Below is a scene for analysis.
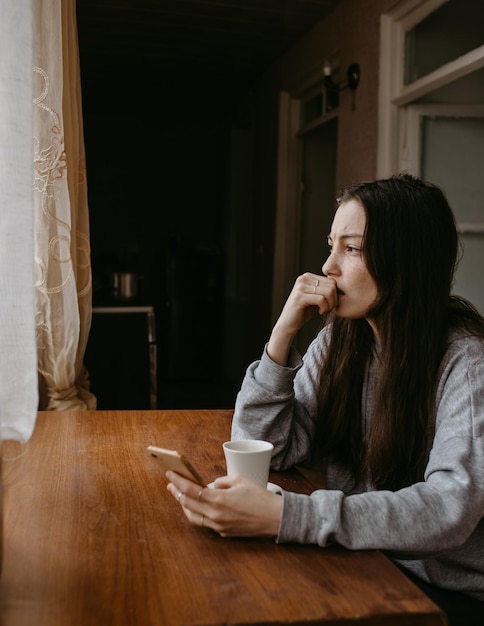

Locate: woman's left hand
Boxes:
[166,471,283,538]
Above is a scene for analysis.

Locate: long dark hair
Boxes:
[316,174,484,490]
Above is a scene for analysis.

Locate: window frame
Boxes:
[377,0,484,177]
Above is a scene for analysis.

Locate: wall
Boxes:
[263,0,401,183]
[238,0,400,367]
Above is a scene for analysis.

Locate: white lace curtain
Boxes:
[33,0,96,410]
[0,0,96,435]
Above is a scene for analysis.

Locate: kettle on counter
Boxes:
[112,272,142,301]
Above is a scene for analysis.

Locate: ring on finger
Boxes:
[200,514,205,527]
[197,488,204,502]
[177,491,184,502]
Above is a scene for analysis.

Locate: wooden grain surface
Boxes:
[0,410,446,625]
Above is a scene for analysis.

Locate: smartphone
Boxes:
[147,445,206,486]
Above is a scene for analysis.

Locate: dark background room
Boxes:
[76,0,342,410]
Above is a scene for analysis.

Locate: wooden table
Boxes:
[0,410,446,625]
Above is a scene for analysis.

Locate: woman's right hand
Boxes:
[267,272,338,365]
[167,472,283,538]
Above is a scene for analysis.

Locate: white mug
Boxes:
[223,439,274,487]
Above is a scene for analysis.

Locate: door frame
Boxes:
[272,91,303,324]
[273,84,338,324]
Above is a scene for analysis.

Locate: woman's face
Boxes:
[322,199,378,327]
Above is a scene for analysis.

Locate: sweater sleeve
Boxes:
[232,328,331,469]
[277,334,484,557]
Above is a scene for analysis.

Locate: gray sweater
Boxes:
[232,326,484,600]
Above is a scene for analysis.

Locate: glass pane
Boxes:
[421,116,484,222]
[405,0,484,84]
[453,235,484,313]
[303,92,323,125]
[420,115,484,312]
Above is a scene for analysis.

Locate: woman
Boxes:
[167,174,484,624]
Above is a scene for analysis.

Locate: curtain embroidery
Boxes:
[33,65,72,295]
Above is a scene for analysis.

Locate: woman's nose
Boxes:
[322,253,337,276]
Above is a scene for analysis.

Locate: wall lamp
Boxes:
[323,60,360,110]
